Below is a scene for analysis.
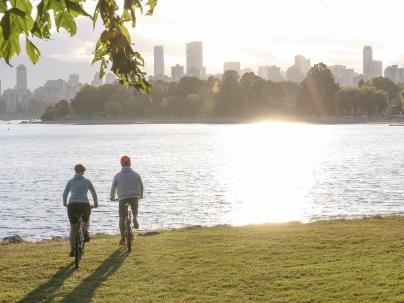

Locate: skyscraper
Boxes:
[154,46,165,77]
[171,64,185,82]
[16,64,27,90]
[363,46,373,80]
[186,41,204,78]
[363,46,382,80]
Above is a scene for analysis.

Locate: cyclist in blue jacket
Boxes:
[63,164,98,257]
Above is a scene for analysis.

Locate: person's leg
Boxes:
[119,217,125,243]
[131,198,139,229]
[82,204,91,242]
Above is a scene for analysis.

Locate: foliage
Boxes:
[296,63,339,116]
[0,217,403,302]
[40,99,72,120]
[335,86,388,115]
[0,0,158,91]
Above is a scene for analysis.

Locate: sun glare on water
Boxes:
[224,122,322,225]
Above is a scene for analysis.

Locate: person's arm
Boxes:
[63,181,70,207]
[138,175,144,199]
[110,175,118,201]
[89,181,98,208]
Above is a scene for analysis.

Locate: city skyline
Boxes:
[2,0,404,89]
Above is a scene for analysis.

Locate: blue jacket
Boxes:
[63,174,98,205]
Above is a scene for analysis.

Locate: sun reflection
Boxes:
[225,122,319,225]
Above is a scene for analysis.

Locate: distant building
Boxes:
[154,46,165,79]
[91,72,103,86]
[385,65,404,84]
[105,73,116,84]
[16,64,27,90]
[171,64,185,82]
[240,68,254,77]
[353,73,364,87]
[363,46,382,80]
[223,62,241,74]
[329,65,354,87]
[34,76,82,104]
[286,55,311,83]
[186,41,205,78]
[68,74,79,87]
[258,66,282,81]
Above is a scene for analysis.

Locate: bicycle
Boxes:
[73,214,85,269]
[122,202,134,253]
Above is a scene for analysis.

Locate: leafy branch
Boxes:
[0,0,158,92]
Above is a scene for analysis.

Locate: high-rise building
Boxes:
[68,74,79,87]
[91,72,103,86]
[329,65,354,87]
[223,62,241,74]
[363,46,382,80]
[186,41,204,78]
[385,65,404,83]
[154,46,165,78]
[105,73,116,84]
[363,46,373,80]
[16,64,27,90]
[171,64,185,82]
[286,55,311,83]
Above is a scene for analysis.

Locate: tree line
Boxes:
[41,63,404,121]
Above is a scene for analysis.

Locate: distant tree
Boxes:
[54,100,72,118]
[71,85,101,116]
[0,0,158,90]
[178,77,203,96]
[105,102,124,116]
[218,70,242,117]
[370,77,401,113]
[296,63,339,116]
[40,105,56,121]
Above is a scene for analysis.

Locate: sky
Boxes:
[2,0,404,90]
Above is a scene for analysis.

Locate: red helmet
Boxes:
[74,164,86,173]
[120,155,131,166]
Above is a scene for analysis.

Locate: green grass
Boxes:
[1,216,403,303]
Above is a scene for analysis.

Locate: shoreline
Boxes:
[9,114,404,125]
[2,214,402,244]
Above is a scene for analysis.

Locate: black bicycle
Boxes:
[74,214,85,268]
[122,202,134,253]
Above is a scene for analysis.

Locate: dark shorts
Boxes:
[67,203,91,224]
[119,198,138,217]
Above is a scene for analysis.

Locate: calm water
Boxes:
[0,121,403,240]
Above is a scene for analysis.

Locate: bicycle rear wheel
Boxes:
[75,227,82,268]
[126,217,132,253]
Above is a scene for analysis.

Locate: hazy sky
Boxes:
[2,0,404,89]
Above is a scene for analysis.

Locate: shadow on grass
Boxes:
[60,247,128,303]
[17,262,75,303]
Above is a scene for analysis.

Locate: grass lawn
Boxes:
[0,216,403,303]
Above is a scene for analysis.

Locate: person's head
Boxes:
[74,164,86,175]
[120,155,131,167]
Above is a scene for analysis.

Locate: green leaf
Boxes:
[0,32,21,64]
[0,0,7,13]
[11,0,32,14]
[0,11,11,40]
[66,0,91,18]
[118,24,131,43]
[146,0,157,15]
[48,0,66,12]
[25,37,40,64]
[55,11,77,35]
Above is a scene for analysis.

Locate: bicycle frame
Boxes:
[74,214,85,268]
